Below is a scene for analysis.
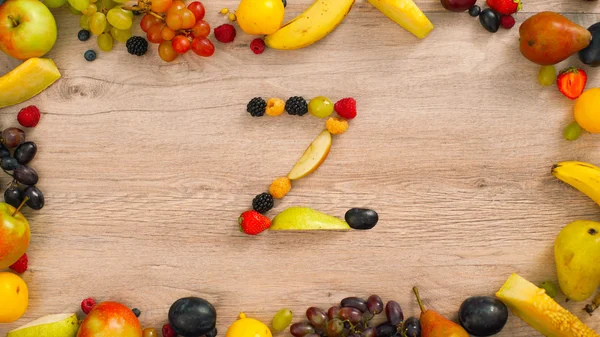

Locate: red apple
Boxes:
[0,202,30,270]
[77,302,142,337]
[0,0,57,60]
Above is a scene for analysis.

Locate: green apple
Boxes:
[271,207,351,230]
[0,0,57,60]
[0,202,30,269]
[7,313,79,337]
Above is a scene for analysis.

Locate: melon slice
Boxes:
[367,0,434,39]
[0,58,61,108]
[496,273,599,337]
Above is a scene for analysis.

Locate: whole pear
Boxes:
[555,220,600,301]
[413,287,469,337]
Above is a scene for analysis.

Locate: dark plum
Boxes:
[385,300,404,326]
[4,185,23,208]
[168,297,217,337]
[375,322,397,337]
[579,22,600,67]
[290,322,316,337]
[14,142,37,164]
[479,9,500,33]
[341,297,368,312]
[440,0,476,12]
[14,165,38,185]
[458,296,508,336]
[24,186,44,210]
[403,317,421,337]
[1,157,19,171]
[345,208,378,230]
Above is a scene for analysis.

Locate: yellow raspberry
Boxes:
[266,98,285,116]
[326,117,349,135]
[220,8,229,14]
[269,177,292,199]
[228,13,237,21]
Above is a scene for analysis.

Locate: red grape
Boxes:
[151,0,172,13]
[180,9,196,29]
[159,41,178,61]
[140,14,162,32]
[161,26,176,40]
[147,24,165,44]
[191,36,214,57]
[191,20,210,38]
[172,35,191,54]
[187,1,205,21]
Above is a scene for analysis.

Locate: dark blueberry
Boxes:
[479,8,500,33]
[0,145,10,158]
[468,5,481,17]
[78,29,91,41]
[1,157,19,171]
[132,308,141,317]
[84,50,97,62]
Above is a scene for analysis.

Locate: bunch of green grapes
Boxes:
[76,0,133,52]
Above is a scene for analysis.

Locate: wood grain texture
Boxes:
[1,1,600,335]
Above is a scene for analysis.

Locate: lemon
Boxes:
[236,0,284,35]
[226,313,272,337]
[574,88,600,133]
[0,272,29,323]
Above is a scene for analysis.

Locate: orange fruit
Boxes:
[574,88,600,133]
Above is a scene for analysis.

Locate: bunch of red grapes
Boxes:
[139,0,214,62]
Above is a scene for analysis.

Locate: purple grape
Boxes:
[362,327,376,337]
[403,317,421,337]
[339,307,362,324]
[290,322,316,337]
[385,301,404,326]
[341,297,368,312]
[367,295,383,314]
[327,306,340,320]
[376,322,398,337]
[306,307,327,329]
[326,319,343,337]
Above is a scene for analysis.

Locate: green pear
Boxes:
[7,313,79,337]
[270,207,350,230]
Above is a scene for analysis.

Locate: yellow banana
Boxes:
[264,0,355,50]
[367,0,433,39]
[0,58,61,108]
[552,161,600,207]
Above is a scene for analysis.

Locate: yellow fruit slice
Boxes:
[367,0,433,39]
[496,273,600,337]
[271,207,351,230]
[574,88,600,133]
[0,58,61,109]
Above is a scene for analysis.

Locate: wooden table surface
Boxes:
[1,0,600,335]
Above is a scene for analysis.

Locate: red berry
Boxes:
[334,98,357,119]
[9,253,28,273]
[238,210,271,235]
[250,38,265,54]
[214,24,236,43]
[500,15,515,29]
[81,298,97,315]
[162,323,177,337]
[17,106,41,128]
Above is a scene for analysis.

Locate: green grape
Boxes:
[308,96,334,118]
[89,12,107,35]
[43,0,68,9]
[539,281,559,298]
[538,65,556,87]
[107,7,132,30]
[110,26,131,43]
[97,33,114,52]
[68,0,89,11]
[81,3,97,15]
[564,122,582,141]
[271,309,293,332]
[80,14,90,30]
[67,2,81,14]
[104,22,112,33]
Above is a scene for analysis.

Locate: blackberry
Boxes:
[252,192,274,213]
[246,97,267,117]
[84,50,96,62]
[126,36,148,56]
[132,308,141,317]
[78,29,90,41]
[285,96,308,116]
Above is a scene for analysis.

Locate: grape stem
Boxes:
[413,287,426,314]
[12,196,29,216]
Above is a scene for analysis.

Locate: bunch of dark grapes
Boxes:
[290,295,421,337]
[0,128,44,211]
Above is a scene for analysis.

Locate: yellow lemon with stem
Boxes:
[0,272,28,323]
[574,88,600,133]
[226,312,272,337]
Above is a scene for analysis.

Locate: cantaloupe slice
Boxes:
[0,58,61,108]
[367,0,434,39]
[496,273,599,337]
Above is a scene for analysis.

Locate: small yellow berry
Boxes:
[228,13,237,21]
[220,8,228,14]
[326,117,349,135]
[266,98,285,116]
[269,177,292,199]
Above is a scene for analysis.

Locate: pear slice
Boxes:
[271,207,350,230]
[287,130,332,181]
[7,313,79,337]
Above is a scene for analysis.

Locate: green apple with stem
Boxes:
[0,197,30,269]
[0,0,57,60]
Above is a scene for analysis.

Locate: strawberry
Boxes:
[239,210,271,235]
[557,67,587,100]
[486,0,521,15]
[9,253,28,273]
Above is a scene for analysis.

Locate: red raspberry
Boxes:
[334,98,357,119]
[214,24,236,43]
[500,15,516,29]
[162,323,177,337]
[250,38,265,54]
[17,105,41,128]
[81,298,97,315]
[9,253,28,273]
